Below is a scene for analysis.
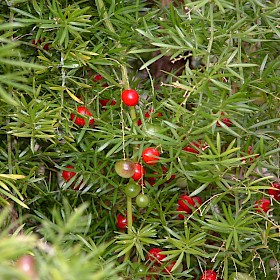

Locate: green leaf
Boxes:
[0,85,20,106]
[0,189,29,209]
[139,51,166,70]
[249,118,280,129]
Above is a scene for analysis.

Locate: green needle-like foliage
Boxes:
[0,0,279,279]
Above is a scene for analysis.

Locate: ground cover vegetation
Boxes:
[0,0,279,279]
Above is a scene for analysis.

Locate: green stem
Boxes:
[235,0,244,83]
[7,131,13,174]
[97,0,134,262]
[124,196,133,262]
[7,6,14,173]
[130,107,137,121]
[96,0,129,89]
[126,196,133,233]
[96,0,115,33]
[121,64,129,90]
[206,3,214,71]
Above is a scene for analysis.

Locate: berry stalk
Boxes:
[97,0,134,260]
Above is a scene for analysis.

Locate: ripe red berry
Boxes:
[147,173,157,186]
[144,108,163,119]
[244,145,259,162]
[254,198,271,213]
[183,141,209,154]
[248,145,253,154]
[193,196,203,208]
[178,195,195,214]
[147,248,165,264]
[70,106,94,126]
[176,205,186,219]
[100,99,117,107]
[72,181,83,191]
[163,261,176,274]
[219,117,232,127]
[137,118,142,126]
[161,165,176,182]
[268,182,280,200]
[93,74,103,82]
[32,38,49,50]
[137,109,162,126]
[200,270,217,280]
[32,39,39,45]
[142,147,160,165]
[217,112,232,127]
[62,165,76,182]
[121,89,139,106]
[216,112,232,127]
[116,213,134,229]
[144,111,151,118]
[132,163,146,181]
[183,145,199,154]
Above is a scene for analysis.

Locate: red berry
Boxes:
[43,43,49,50]
[183,140,208,154]
[100,99,117,107]
[200,270,217,280]
[246,145,259,162]
[183,145,199,154]
[268,182,280,200]
[222,118,232,127]
[137,109,162,126]
[217,112,232,127]
[70,106,94,126]
[72,181,83,191]
[116,213,134,229]
[163,261,176,274]
[147,173,157,186]
[254,198,271,213]
[137,118,142,126]
[161,165,176,182]
[145,108,163,118]
[93,74,108,87]
[248,145,253,154]
[178,195,195,214]
[62,165,76,182]
[132,163,146,181]
[32,38,49,50]
[217,117,232,127]
[216,112,232,127]
[93,74,103,82]
[144,111,151,118]
[176,205,186,219]
[147,248,165,264]
[121,89,139,106]
[142,147,160,165]
[193,196,203,207]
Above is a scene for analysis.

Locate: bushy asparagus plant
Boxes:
[0,0,279,279]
